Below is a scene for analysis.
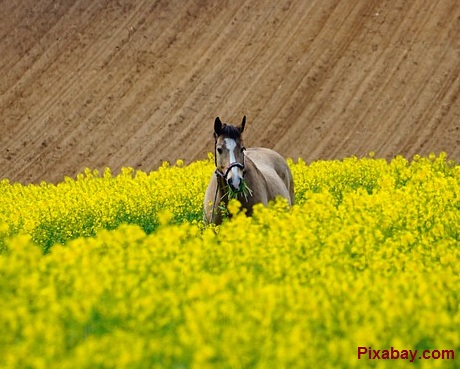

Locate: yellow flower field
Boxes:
[0,153,459,368]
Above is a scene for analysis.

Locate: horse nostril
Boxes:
[228,177,242,192]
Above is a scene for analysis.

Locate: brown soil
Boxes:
[1,0,459,184]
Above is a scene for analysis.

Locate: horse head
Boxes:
[214,116,246,192]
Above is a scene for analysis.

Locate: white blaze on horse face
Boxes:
[224,138,242,190]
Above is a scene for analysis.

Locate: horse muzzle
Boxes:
[216,162,245,192]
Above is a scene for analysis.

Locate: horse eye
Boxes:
[217,147,223,154]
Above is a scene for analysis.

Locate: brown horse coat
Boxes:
[204,117,294,224]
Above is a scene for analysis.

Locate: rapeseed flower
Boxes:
[0,153,458,368]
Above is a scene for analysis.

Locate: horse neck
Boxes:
[244,154,266,182]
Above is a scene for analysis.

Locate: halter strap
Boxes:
[215,162,245,179]
[209,161,245,224]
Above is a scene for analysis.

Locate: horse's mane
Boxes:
[217,124,242,140]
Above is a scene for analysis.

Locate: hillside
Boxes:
[1,0,459,183]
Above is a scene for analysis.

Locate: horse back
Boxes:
[245,148,295,205]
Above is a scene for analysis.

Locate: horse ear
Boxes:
[214,117,222,137]
[239,116,246,134]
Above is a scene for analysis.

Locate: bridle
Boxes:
[215,161,246,181]
[208,144,246,224]
[214,141,246,183]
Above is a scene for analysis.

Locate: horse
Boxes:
[203,116,295,224]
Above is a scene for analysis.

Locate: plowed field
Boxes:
[1,0,459,183]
